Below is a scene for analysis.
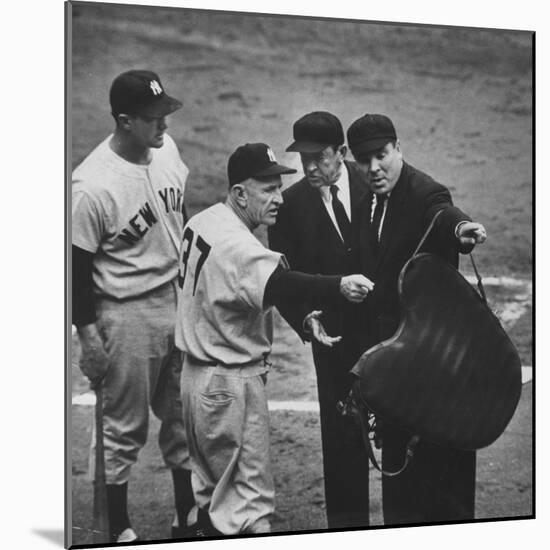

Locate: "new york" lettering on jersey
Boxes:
[158,186,185,216]
[117,186,185,245]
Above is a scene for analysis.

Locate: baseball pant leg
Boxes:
[222,370,273,534]
[151,344,189,469]
[181,359,274,535]
[180,359,209,512]
[95,301,151,484]
[95,284,187,484]
[149,284,189,471]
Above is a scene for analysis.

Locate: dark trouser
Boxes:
[313,342,370,530]
[381,422,476,525]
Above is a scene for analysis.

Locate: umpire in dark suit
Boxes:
[268,112,372,529]
[347,113,487,525]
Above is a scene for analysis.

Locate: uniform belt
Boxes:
[96,278,177,303]
[186,352,272,372]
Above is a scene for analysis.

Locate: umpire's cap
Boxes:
[228,143,296,186]
[286,111,345,153]
[347,114,397,156]
[110,70,182,118]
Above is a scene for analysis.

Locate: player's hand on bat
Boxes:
[78,324,109,390]
[340,274,374,303]
[457,222,487,246]
[304,310,342,348]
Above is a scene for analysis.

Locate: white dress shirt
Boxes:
[370,193,390,242]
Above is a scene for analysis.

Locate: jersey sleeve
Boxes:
[72,186,107,253]
[234,240,283,311]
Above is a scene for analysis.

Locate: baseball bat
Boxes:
[92,383,110,544]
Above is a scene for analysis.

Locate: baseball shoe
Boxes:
[171,506,198,539]
[171,524,197,538]
[171,507,222,538]
[193,508,223,537]
[112,527,139,543]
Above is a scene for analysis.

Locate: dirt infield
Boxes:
[70,3,532,278]
[70,382,532,542]
[68,2,532,547]
[70,283,533,545]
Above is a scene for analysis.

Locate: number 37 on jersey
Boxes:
[177,226,211,295]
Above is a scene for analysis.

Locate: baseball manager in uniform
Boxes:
[72,70,195,543]
[175,143,373,536]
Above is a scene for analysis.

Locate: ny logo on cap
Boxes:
[266,147,277,163]
[150,80,163,96]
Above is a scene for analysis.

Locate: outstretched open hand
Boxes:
[304,310,342,348]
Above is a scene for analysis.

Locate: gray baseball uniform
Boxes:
[175,202,282,534]
[72,132,190,484]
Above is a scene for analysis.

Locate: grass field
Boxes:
[68,2,533,547]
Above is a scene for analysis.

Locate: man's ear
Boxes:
[338,145,347,159]
[230,183,248,207]
[116,113,132,130]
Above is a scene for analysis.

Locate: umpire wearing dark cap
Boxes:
[348,113,487,526]
[268,112,372,529]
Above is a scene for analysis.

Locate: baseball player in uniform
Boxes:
[175,143,374,536]
[72,70,195,543]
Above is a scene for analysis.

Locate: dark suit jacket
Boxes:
[354,161,477,524]
[269,161,372,528]
[354,161,472,348]
[268,160,367,346]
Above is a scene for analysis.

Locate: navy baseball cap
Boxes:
[286,111,345,153]
[109,70,182,118]
[347,114,397,156]
[228,143,297,186]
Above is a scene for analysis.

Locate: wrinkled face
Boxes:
[128,114,168,149]
[299,145,345,188]
[355,141,403,195]
[242,175,284,226]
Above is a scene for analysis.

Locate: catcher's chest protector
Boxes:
[351,251,522,452]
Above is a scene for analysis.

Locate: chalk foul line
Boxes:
[70,392,322,411]
[72,366,532,410]
[464,275,530,288]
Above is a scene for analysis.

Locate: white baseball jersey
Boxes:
[175,203,283,365]
[72,133,189,299]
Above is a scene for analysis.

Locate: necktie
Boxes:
[329,185,350,246]
[371,195,388,250]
